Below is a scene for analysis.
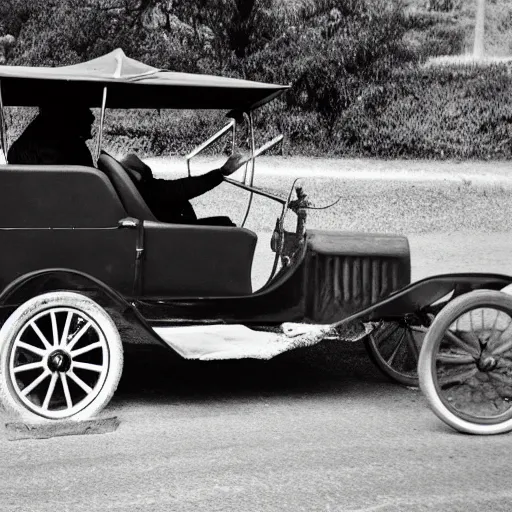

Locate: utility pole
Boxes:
[473,0,485,59]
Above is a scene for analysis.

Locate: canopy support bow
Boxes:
[95,86,108,163]
[0,80,7,163]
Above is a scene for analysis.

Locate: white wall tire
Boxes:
[0,292,123,422]
[419,290,512,435]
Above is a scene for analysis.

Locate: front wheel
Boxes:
[0,291,123,422]
[419,290,512,435]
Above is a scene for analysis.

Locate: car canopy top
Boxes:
[0,49,288,110]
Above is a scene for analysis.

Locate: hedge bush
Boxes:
[82,63,511,161]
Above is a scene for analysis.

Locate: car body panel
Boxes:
[142,221,257,298]
[304,230,411,322]
[0,163,258,300]
[136,229,413,326]
[0,228,137,295]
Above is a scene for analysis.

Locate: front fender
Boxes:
[338,272,512,326]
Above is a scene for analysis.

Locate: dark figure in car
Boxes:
[119,152,247,225]
[8,105,247,226]
[8,105,95,167]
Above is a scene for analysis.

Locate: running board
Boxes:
[152,323,372,361]
[153,325,297,360]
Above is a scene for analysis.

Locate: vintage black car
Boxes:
[0,49,511,434]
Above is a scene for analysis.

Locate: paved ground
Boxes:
[1,158,512,511]
[3,343,512,512]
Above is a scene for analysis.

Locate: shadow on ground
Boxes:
[114,340,392,406]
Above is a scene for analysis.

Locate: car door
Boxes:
[0,165,138,296]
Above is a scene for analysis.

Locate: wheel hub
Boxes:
[478,355,498,372]
[47,350,72,373]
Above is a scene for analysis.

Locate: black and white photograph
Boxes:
[0,0,511,510]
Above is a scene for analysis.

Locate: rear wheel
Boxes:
[0,291,123,422]
[365,317,431,387]
[419,291,512,435]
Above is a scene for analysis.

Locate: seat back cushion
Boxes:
[0,165,126,227]
[97,153,156,221]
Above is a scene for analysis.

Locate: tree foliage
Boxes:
[241,0,412,130]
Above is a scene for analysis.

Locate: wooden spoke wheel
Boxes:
[419,291,512,435]
[0,292,123,421]
[365,317,432,387]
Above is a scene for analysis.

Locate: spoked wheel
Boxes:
[419,290,512,435]
[365,316,431,386]
[0,292,123,422]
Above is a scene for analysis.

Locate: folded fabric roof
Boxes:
[0,49,288,110]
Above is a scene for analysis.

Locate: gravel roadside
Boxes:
[145,155,512,186]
